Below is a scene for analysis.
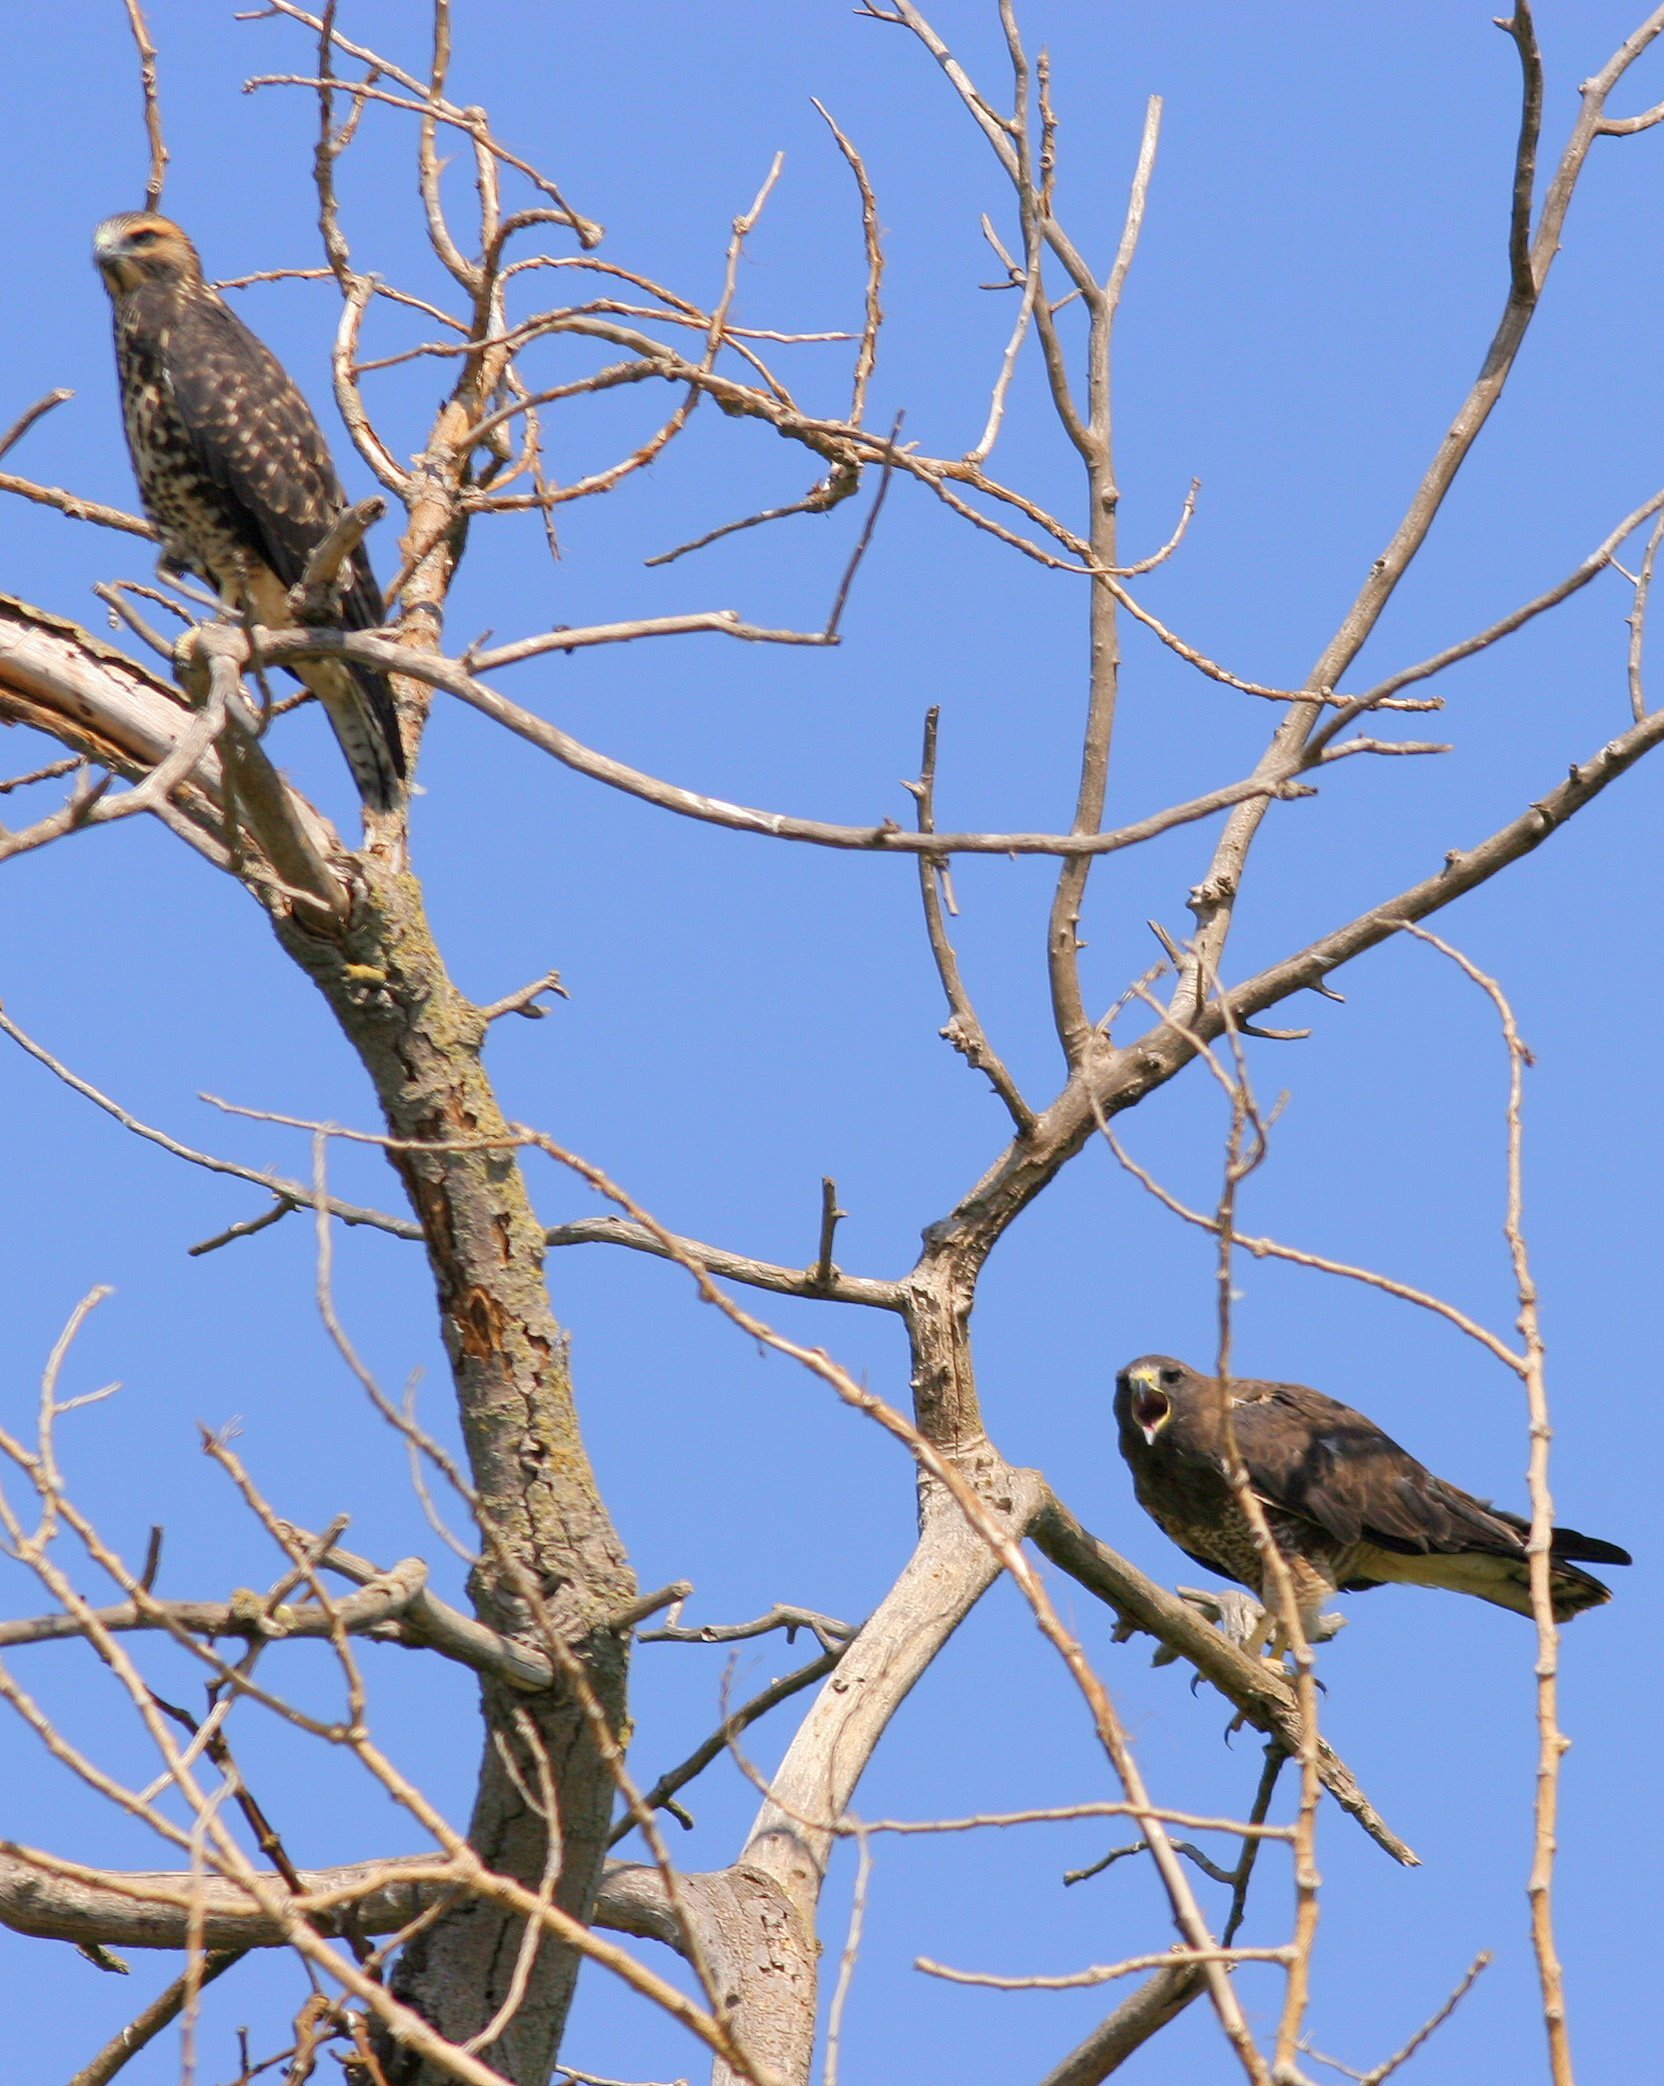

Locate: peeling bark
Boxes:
[604,1864,816,2086]
[272,864,635,2082]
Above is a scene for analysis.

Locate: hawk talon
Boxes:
[1158,1586,1340,1728]
[1173,1584,1268,1654]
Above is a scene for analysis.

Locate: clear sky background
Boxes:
[0,3,1660,2081]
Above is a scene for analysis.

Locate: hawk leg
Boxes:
[1173,1584,1347,1667]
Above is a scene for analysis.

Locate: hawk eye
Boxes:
[130,228,160,246]
[1160,1366,1181,1388]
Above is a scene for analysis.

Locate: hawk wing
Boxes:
[161,293,403,804]
[1225,1379,1523,1557]
[1228,1378,1629,1615]
[163,294,353,595]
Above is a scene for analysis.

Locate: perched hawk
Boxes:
[93,212,405,810]
[1115,1355,1629,1645]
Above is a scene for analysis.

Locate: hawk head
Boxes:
[92,213,203,296]
[1115,1354,1191,1444]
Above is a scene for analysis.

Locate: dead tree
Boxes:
[0,4,1655,2083]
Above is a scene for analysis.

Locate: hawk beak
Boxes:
[1127,1367,1170,1444]
[93,225,132,284]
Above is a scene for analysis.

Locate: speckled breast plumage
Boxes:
[1129,1456,1349,1600]
[116,313,253,592]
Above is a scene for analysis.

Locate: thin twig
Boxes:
[643,490,850,569]
[905,704,1035,1129]
[606,1646,846,1849]
[602,1582,695,1636]
[187,1198,298,1258]
[269,626,1388,859]
[478,969,567,1022]
[92,581,179,661]
[860,1800,1289,1843]
[1303,1951,1490,2086]
[1328,483,1664,726]
[0,1005,416,1242]
[467,610,833,675]
[812,98,883,426]
[1396,923,1570,2085]
[640,1603,855,1654]
[1099,1122,1523,1371]
[1109,477,1202,578]
[0,470,154,538]
[823,1826,871,2086]
[0,388,73,467]
[0,754,81,795]
[120,0,169,211]
[823,412,901,639]
[914,1946,1293,1992]
[1626,508,1664,720]
[66,1948,244,2086]
[812,1177,845,1290]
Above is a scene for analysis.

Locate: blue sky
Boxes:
[0,3,1659,2080]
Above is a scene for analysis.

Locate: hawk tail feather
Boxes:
[337,550,406,810]
[1544,1522,1632,1568]
[1371,1547,1617,1622]
[298,654,406,812]
[347,656,407,811]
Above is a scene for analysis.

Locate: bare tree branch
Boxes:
[0,1004,417,1243]
[608,1647,848,1850]
[255,624,1414,859]
[0,388,74,467]
[1175,0,1664,1017]
[119,0,169,210]
[905,705,1035,1130]
[0,471,154,537]
[1030,1496,1414,1867]
[281,1527,556,1690]
[0,1560,427,1655]
[812,99,882,426]
[542,1215,904,1311]
[1302,1951,1490,2086]
[65,1946,244,2086]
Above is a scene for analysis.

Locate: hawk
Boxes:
[93,212,405,810]
[1115,1355,1629,1649]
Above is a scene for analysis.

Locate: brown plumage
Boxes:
[93,211,405,810]
[1115,1355,1630,1636]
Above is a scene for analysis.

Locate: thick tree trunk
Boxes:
[277,860,635,2083]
